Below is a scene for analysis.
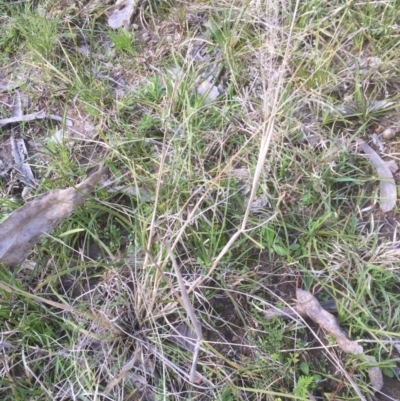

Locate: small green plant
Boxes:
[138,113,162,136]
[15,11,59,59]
[293,376,314,398]
[139,75,165,104]
[108,29,136,55]
[261,225,291,258]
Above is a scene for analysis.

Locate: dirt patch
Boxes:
[377,374,400,401]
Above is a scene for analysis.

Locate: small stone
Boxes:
[78,45,90,57]
[142,32,150,42]
[382,128,395,140]
[84,123,94,132]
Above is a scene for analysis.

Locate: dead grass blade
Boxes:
[10,92,36,189]
[165,242,202,383]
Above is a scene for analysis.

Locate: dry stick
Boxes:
[165,242,202,383]
[0,112,73,127]
[292,289,366,400]
[253,288,368,392]
[262,299,338,320]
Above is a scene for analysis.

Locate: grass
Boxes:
[1,0,400,400]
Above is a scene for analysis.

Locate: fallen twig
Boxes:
[265,290,384,394]
[10,92,36,189]
[263,299,338,321]
[296,289,363,354]
[0,111,72,127]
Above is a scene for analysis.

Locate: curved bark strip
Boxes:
[356,137,396,212]
[0,168,106,267]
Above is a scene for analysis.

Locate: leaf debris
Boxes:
[0,168,107,267]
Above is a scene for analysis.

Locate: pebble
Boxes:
[142,32,151,42]
[382,128,395,140]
